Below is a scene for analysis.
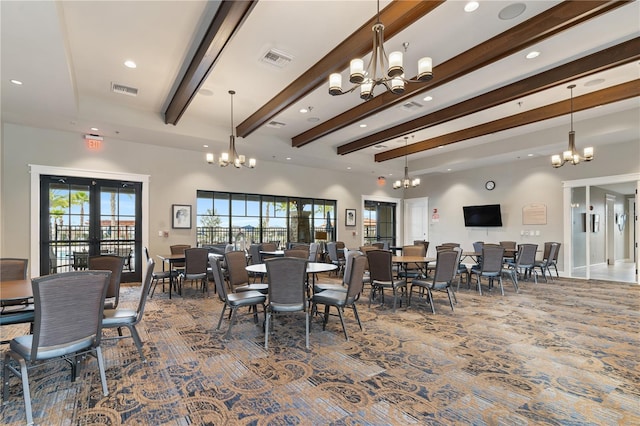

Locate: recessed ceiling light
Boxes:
[447,168,452,172]
[286,157,291,160]
[307,117,320,123]
[90,127,99,131]
[347,167,351,170]
[525,51,540,59]
[464,1,479,12]
[527,153,533,157]
[199,88,213,96]
[372,144,387,150]
[299,108,308,113]
[124,60,137,69]
[10,79,22,85]
[203,144,209,148]
[423,95,433,102]
[359,124,367,128]
[499,3,526,20]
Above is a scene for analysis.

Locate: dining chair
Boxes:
[169,244,190,270]
[0,258,28,281]
[72,251,89,270]
[470,245,505,295]
[409,249,458,314]
[397,244,426,281]
[366,249,406,312]
[0,258,34,336]
[3,270,111,425]
[102,258,155,362]
[326,242,345,276]
[310,254,367,340]
[179,248,209,295]
[534,242,560,282]
[284,249,309,259]
[264,257,309,349]
[145,247,178,298]
[505,243,538,285]
[314,250,360,295]
[225,251,268,294]
[211,257,266,340]
[88,254,125,309]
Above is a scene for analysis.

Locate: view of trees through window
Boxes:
[196,191,336,247]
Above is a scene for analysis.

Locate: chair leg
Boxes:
[16,357,34,426]
[305,311,310,349]
[264,311,271,349]
[476,274,483,295]
[447,288,455,311]
[351,304,363,331]
[426,288,435,314]
[322,305,330,330]
[498,276,504,296]
[226,308,238,340]
[216,304,228,330]
[127,325,146,362]
[336,307,349,341]
[95,346,109,396]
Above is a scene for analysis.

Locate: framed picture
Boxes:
[345,209,356,227]
[172,204,192,229]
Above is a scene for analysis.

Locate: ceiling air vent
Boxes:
[266,120,286,129]
[111,82,138,97]
[260,48,293,68]
[400,101,422,112]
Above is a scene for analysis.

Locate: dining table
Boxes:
[246,261,337,287]
[157,254,186,298]
[392,255,436,279]
[1,279,35,327]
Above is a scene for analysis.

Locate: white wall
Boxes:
[0,123,393,261]
[401,139,639,272]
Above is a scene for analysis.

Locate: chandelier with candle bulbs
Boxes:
[551,84,593,168]
[206,90,256,169]
[328,0,433,101]
[393,136,420,189]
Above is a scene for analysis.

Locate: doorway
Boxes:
[363,200,397,247]
[40,175,142,282]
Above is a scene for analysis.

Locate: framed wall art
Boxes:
[345,209,356,227]
[172,204,192,229]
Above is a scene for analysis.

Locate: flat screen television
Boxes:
[463,204,503,227]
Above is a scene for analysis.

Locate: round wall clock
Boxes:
[485,180,496,190]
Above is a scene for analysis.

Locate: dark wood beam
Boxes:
[339,37,640,155]
[236,1,443,138]
[374,80,639,162]
[164,1,257,125]
[295,0,628,148]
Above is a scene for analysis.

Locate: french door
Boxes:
[363,200,397,246]
[39,175,142,282]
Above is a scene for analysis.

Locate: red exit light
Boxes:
[84,134,103,151]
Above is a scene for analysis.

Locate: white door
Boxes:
[404,197,429,247]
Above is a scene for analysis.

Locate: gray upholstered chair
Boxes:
[470,245,505,295]
[169,244,190,271]
[326,242,345,276]
[366,249,406,312]
[88,254,125,309]
[0,258,28,281]
[225,250,268,294]
[102,258,155,362]
[314,250,360,294]
[409,249,458,314]
[264,257,309,349]
[284,249,309,259]
[308,242,320,262]
[3,270,110,425]
[505,243,538,286]
[211,257,266,340]
[179,248,209,294]
[311,254,366,341]
[534,242,560,282]
[145,247,178,298]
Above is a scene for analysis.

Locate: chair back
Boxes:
[345,255,366,302]
[284,249,308,259]
[170,244,190,267]
[342,250,360,285]
[210,257,229,303]
[327,242,340,262]
[402,245,425,271]
[499,241,517,250]
[366,249,394,282]
[515,244,538,268]
[308,243,319,262]
[261,242,277,252]
[266,257,308,312]
[134,259,155,323]
[481,245,505,274]
[88,254,125,308]
[248,244,262,265]
[472,241,484,252]
[225,250,250,288]
[433,250,458,285]
[0,258,28,281]
[545,243,560,267]
[183,248,208,274]
[551,242,561,263]
[372,242,384,249]
[30,270,110,360]
[73,251,89,270]
[413,240,429,253]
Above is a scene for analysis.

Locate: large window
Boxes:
[196,191,336,246]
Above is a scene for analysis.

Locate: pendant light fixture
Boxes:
[328,0,433,101]
[393,136,420,189]
[551,84,593,168]
[206,90,256,169]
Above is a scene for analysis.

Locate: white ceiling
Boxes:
[2,1,638,188]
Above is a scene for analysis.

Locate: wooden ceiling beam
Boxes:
[374,80,639,162]
[164,1,257,125]
[236,1,443,138]
[340,37,640,155]
[295,0,628,148]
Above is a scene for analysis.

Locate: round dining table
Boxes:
[0,279,33,302]
[246,261,337,287]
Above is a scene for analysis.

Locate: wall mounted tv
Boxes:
[463,204,503,227]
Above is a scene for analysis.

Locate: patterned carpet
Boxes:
[1,273,639,425]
